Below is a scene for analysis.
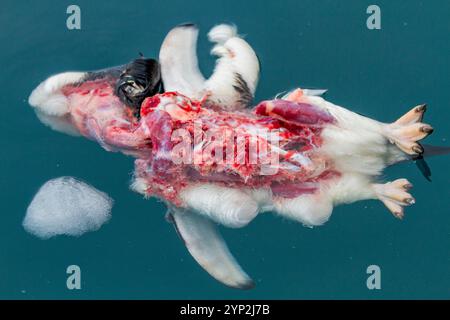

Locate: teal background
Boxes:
[0,0,449,299]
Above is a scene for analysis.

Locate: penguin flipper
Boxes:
[159,24,205,97]
[166,207,255,290]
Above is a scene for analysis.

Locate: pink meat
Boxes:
[255,100,335,125]
[270,181,318,198]
[63,84,339,205]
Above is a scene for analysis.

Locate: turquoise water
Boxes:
[1,0,449,299]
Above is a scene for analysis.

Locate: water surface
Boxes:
[0,0,449,299]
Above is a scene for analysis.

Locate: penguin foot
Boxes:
[385,104,433,156]
[373,179,414,219]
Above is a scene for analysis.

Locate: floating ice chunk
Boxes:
[23,177,113,239]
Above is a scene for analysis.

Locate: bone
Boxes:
[303,89,328,97]
[284,88,328,102]
[284,88,304,102]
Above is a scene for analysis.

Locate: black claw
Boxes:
[421,126,434,134]
[416,104,427,113]
[234,280,256,290]
[404,183,413,190]
[412,144,424,154]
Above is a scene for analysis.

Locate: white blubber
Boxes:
[23,177,113,239]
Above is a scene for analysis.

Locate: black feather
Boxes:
[233,72,253,107]
[115,57,161,116]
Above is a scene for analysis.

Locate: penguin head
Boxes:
[115,57,161,116]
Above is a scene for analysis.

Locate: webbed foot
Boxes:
[385,104,433,156]
[373,178,414,219]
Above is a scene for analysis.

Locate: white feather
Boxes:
[247,94,407,225]
[28,72,85,116]
[205,31,260,109]
[307,96,392,176]
[207,24,237,44]
[249,188,273,212]
[129,177,148,196]
[274,192,333,227]
[180,183,259,228]
[159,25,205,97]
[327,173,377,205]
[35,111,80,136]
[272,173,377,226]
[159,24,259,110]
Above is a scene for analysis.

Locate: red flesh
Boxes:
[63,82,339,205]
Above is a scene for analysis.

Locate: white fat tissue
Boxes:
[23,177,113,239]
